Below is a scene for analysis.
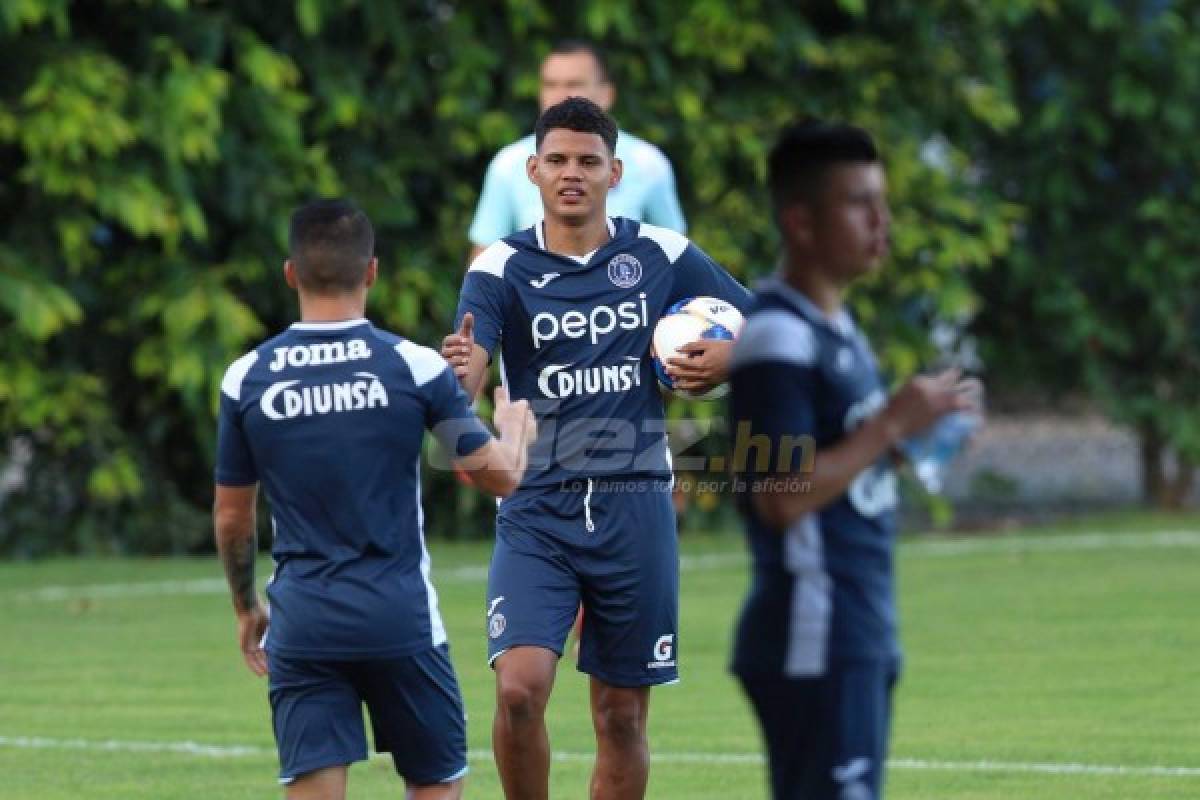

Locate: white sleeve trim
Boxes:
[637,222,689,264]
[220,351,259,400]
[731,311,818,369]
[395,340,450,388]
[468,241,517,277]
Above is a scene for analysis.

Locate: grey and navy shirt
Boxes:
[456,216,751,489]
[729,278,899,677]
[215,320,492,660]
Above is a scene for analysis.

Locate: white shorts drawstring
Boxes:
[583,478,595,533]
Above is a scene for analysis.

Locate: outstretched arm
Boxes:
[453,386,537,497]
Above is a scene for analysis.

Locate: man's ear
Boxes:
[597,82,616,111]
[283,260,298,289]
[526,154,539,185]
[363,257,378,289]
[779,204,814,250]
[610,156,623,189]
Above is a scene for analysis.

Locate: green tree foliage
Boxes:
[971,0,1200,507]
[0,0,1018,554]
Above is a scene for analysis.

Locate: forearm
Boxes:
[215,513,258,613]
[753,413,899,529]
[495,429,529,484]
[466,433,528,497]
[460,345,491,401]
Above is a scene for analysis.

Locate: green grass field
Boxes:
[2,513,1199,799]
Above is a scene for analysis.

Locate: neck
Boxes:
[780,255,844,316]
[543,215,610,257]
[297,291,366,323]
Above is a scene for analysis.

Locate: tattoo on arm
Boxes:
[221,532,258,612]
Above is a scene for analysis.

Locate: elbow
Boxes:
[751,487,813,531]
[753,494,790,530]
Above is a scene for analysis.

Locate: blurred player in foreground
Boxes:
[213,199,535,800]
[728,122,981,799]
[443,98,749,799]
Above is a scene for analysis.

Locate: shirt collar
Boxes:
[289,318,370,331]
[535,217,617,263]
[758,276,856,338]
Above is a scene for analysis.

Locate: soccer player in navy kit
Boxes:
[728,122,979,799]
[441,97,750,799]
[213,200,535,800]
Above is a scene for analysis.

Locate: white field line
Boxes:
[8,530,1200,604]
[2,735,1199,778]
[903,529,1200,557]
[3,552,743,603]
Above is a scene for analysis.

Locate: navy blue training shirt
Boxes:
[728,278,900,677]
[215,319,492,660]
[456,216,751,488]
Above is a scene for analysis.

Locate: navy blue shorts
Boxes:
[737,660,900,799]
[268,644,467,786]
[486,477,679,687]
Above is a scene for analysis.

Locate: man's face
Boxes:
[528,128,621,224]
[539,52,614,111]
[805,163,891,282]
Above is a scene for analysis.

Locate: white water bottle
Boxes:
[899,411,981,494]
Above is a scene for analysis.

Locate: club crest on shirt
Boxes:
[607,253,642,288]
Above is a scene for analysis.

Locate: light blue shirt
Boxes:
[468,131,687,246]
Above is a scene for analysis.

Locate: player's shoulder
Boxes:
[391,338,450,388]
[219,329,293,400]
[467,239,521,278]
[733,301,819,370]
[631,220,691,264]
[489,134,536,172]
[220,349,261,401]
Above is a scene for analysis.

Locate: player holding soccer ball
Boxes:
[728,122,982,800]
[441,97,749,800]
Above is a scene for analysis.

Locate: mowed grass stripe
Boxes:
[9,529,1200,603]
[5,735,1200,779]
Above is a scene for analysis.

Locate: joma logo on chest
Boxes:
[270,339,372,372]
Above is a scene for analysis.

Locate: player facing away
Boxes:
[212,200,535,800]
[727,122,981,799]
[441,97,750,800]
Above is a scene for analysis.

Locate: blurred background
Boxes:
[2,0,1199,556]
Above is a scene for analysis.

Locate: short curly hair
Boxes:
[535,97,618,154]
[288,199,374,293]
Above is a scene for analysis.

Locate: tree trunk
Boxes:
[1139,425,1195,509]
[1140,424,1165,506]
[1165,456,1195,509]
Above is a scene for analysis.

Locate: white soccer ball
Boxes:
[651,296,745,400]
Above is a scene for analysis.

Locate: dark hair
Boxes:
[535,97,618,153]
[767,120,879,215]
[287,199,374,293]
[548,39,610,83]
